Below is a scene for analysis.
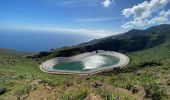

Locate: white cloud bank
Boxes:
[12,25,116,38]
[102,0,113,7]
[122,0,170,28]
[58,0,114,8]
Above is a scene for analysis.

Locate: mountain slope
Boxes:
[0,48,31,56]
[1,24,170,99]
[30,24,170,61]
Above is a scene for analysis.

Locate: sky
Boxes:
[0,0,170,38]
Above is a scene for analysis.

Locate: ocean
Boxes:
[0,30,94,52]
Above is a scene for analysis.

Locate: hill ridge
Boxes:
[30,24,170,61]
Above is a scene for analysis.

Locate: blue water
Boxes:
[0,30,94,52]
[53,54,120,71]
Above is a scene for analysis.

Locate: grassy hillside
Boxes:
[0,48,31,56]
[30,24,170,62]
[0,24,170,100]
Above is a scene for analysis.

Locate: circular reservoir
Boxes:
[53,54,120,71]
[40,51,129,75]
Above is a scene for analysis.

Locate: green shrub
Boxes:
[0,87,7,95]
[95,88,116,100]
[62,87,92,100]
[16,84,36,96]
[143,83,164,99]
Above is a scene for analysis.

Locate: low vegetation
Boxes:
[0,24,170,99]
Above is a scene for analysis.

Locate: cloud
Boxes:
[58,0,114,7]
[102,0,113,8]
[148,9,170,24]
[74,17,118,23]
[122,0,170,28]
[7,25,116,38]
[49,0,114,8]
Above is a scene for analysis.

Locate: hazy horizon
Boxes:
[0,30,98,52]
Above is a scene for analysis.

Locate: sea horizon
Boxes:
[0,30,98,52]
